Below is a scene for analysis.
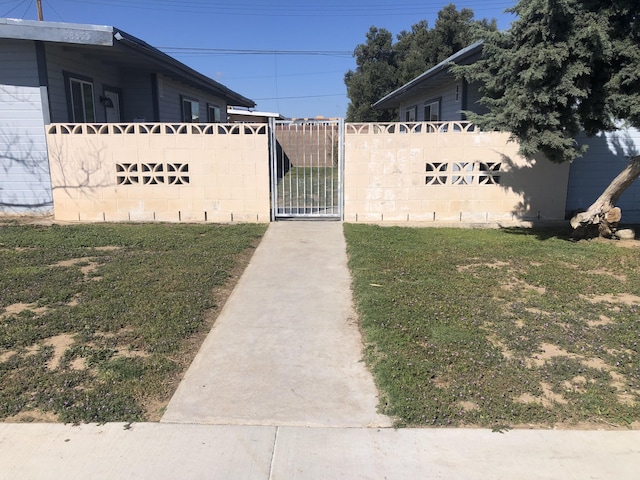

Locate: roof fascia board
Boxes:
[0,18,113,46]
[373,41,483,109]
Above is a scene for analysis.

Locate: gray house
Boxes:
[374,42,640,223]
[373,41,485,123]
[0,18,254,214]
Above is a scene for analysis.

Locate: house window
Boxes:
[424,100,440,121]
[181,96,200,123]
[66,74,96,122]
[208,104,222,123]
[405,105,417,122]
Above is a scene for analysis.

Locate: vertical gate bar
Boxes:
[269,118,276,220]
[295,122,300,214]
[288,123,293,214]
[323,122,327,214]
[339,118,344,220]
[302,122,306,214]
[330,121,334,214]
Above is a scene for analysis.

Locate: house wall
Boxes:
[157,75,228,122]
[45,43,123,123]
[399,82,465,122]
[344,122,570,223]
[46,123,270,223]
[122,72,155,122]
[566,126,640,223]
[0,39,53,213]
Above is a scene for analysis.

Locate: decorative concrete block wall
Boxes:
[46,123,270,223]
[343,122,571,224]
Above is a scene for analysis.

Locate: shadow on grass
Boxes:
[498,225,575,242]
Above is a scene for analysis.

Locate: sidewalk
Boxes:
[161,221,391,427]
[0,221,638,479]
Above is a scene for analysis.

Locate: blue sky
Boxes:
[3,0,517,118]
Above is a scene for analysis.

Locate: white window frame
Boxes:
[68,75,96,123]
[181,96,200,123]
[207,103,222,123]
[424,100,440,122]
[405,105,418,122]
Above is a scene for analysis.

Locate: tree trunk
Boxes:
[571,155,640,239]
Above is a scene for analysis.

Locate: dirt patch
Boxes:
[0,350,16,362]
[1,303,49,319]
[457,401,479,411]
[502,278,546,295]
[51,258,100,279]
[588,315,613,327]
[5,409,59,423]
[457,260,511,273]
[586,268,627,282]
[43,334,75,370]
[581,293,640,306]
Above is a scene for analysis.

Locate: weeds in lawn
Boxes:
[0,222,265,423]
[345,225,640,428]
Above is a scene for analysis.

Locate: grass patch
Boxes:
[0,222,266,423]
[274,166,340,213]
[344,224,640,429]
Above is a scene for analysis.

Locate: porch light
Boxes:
[100,96,114,108]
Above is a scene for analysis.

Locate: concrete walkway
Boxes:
[0,222,639,479]
[161,221,391,427]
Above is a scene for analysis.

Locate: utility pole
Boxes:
[36,0,44,21]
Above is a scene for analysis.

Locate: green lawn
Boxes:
[344,224,640,429]
[0,222,266,423]
[274,166,340,214]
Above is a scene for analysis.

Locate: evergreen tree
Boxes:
[458,0,640,238]
[344,27,397,122]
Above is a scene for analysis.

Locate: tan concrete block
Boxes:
[179,211,206,222]
[104,211,130,222]
[180,186,204,199]
[155,211,180,222]
[229,162,256,175]
[408,212,436,222]
[129,211,156,222]
[54,210,80,222]
[354,213,383,222]
[206,211,234,223]
[381,213,410,222]
[487,212,516,222]
[231,212,267,223]
[168,199,193,212]
[161,149,189,165]
[140,185,178,200]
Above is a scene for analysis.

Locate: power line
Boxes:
[63,0,516,18]
[254,94,346,101]
[158,46,352,58]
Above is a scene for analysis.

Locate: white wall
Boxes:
[0,39,53,213]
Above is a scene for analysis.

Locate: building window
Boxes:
[66,73,95,122]
[181,96,200,122]
[208,104,222,123]
[405,105,417,122]
[424,100,440,121]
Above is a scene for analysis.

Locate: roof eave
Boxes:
[372,41,484,110]
[113,29,255,108]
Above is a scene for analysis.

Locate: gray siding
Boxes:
[158,74,227,122]
[398,81,464,122]
[123,72,155,122]
[0,39,52,213]
[566,126,640,223]
[45,43,124,123]
[465,81,488,116]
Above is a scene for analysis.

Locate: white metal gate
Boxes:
[269,119,344,220]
